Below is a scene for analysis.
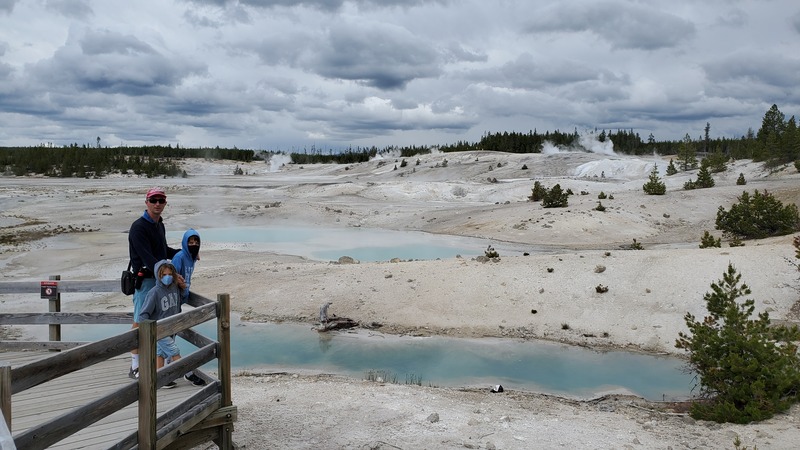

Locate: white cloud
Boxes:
[0,0,798,149]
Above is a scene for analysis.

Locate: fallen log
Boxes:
[316,316,359,332]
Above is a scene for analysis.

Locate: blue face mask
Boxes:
[161,275,174,286]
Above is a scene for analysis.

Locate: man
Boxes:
[127,187,184,379]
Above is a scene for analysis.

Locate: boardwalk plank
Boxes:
[7,351,205,449]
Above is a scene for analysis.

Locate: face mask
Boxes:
[188,245,200,258]
[161,275,174,286]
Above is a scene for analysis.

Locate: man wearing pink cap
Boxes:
[126,187,184,379]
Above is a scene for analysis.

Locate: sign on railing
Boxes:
[40,281,58,300]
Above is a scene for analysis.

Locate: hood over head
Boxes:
[154,259,176,286]
[182,228,201,260]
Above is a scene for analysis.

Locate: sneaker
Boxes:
[184,373,206,386]
[128,368,139,379]
[162,381,177,389]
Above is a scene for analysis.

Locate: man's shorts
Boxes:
[133,278,156,322]
[156,335,180,359]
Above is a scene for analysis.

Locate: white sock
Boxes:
[131,354,139,370]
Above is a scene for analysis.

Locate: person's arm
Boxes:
[172,255,190,302]
[139,291,156,321]
[129,221,159,273]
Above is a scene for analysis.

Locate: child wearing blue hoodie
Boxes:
[172,229,200,303]
[171,229,207,386]
[139,259,183,389]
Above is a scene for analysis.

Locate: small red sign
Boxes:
[40,281,59,299]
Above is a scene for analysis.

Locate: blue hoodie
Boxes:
[139,259,181,322]
[172,229,200,301]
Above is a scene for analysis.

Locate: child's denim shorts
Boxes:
[156,335,180,359]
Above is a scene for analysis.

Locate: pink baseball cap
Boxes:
[146,187,166,199]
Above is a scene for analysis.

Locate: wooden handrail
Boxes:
[0,311,134,325]
[0,278,236,449]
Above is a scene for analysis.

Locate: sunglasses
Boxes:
[148,197,167,204]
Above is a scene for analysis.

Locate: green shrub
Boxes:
[528,181,547,202]
[675,264,800,423]
[795,160,800,172]
[598,191,607,199]
[595,201,606,212]
[705,151,728,173]
[629,238,643,250]
[715,190,800,239]
[736,173,747,185]
[683,179,696,190]
[694,164,715,188]
[795,235,800,260]
[643,165,666,195]
[699,231,721,248]
[542,184,569,208]
[729,236,745,247]
[666,159,678,176]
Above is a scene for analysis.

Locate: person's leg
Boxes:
[129,278,155,378]
[156,337,181,388]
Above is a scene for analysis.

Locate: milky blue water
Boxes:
[167,226,538,262]
[65,320,694,401]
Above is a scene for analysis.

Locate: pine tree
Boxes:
[716,190,800,239]
[694,162,715,188]
[542,184,569,208]
[528,181,546,202]
[675,263,800,423]
[699,231,721,248]
[677,133,698,171]
[665,159,678,175]
[736,173,746,185]
[642,165,666,195]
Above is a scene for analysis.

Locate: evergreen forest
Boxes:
[1,104,798,178]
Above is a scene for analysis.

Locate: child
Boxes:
[138,259,184,389]
[172,229,200,303]
[171,229,206,386]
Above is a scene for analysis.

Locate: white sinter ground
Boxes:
[1,146,799,449]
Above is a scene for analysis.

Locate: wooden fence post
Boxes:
[137,320,157,448]
[216,294,233,449]
[0,365,10,432]
[48,275,61,351]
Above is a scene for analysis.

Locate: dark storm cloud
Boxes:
[28,29,206,96]
[704,54,800,88]
[525,1,695,50]
[160,83,294,116]
[0,0,17,14]
[1,0,798,148]
[309,23,441,89]
[499,54,607,89]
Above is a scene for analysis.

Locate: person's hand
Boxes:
[176,273,187,290]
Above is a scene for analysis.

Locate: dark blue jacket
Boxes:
[128,211,178,277]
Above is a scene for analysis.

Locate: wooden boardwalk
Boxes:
[4,351,208,449]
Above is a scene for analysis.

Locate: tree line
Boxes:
[0,145,254,178]
[1,104,797,177]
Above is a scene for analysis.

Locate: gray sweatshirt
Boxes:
[139,259,181,321]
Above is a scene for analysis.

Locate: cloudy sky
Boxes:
[1,0,799,151]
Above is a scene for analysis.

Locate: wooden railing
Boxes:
[0,278,237,449]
